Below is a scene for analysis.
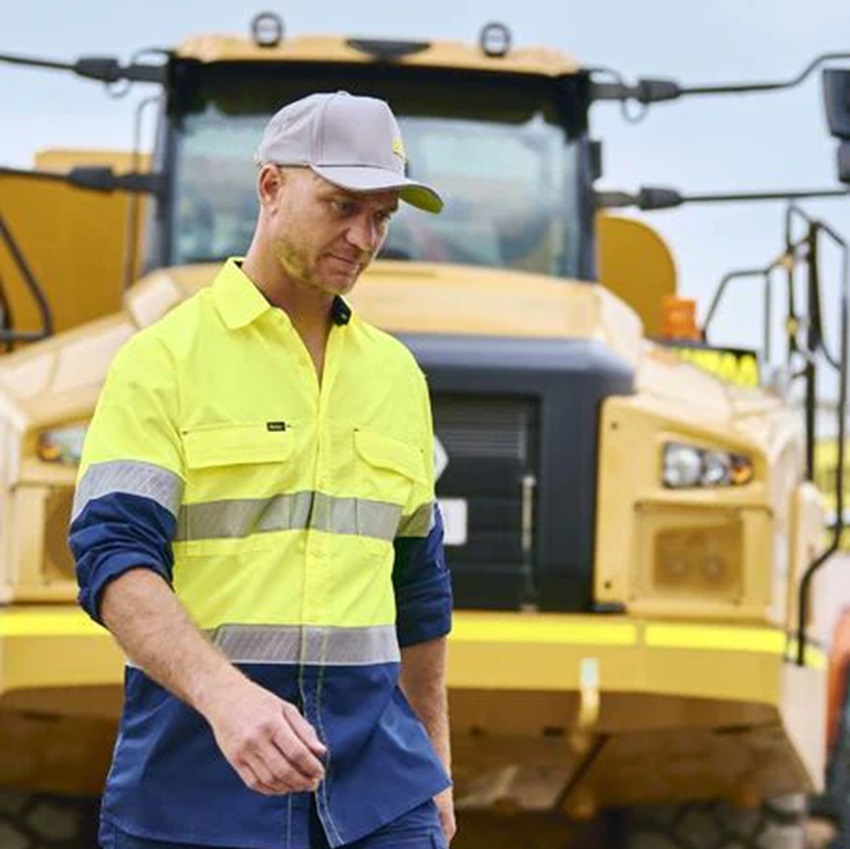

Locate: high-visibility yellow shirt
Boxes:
[70,258,452,848]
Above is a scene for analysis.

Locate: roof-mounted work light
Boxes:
[251,12,284,48]
[479,22,511,58]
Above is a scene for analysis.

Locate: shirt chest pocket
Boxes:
[182,424,296,504]
[353,429,425,508]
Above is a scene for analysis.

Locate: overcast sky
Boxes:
[3,0,850,367]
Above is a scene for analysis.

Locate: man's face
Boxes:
[260,167,399,296]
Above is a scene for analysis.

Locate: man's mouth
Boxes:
[327,254,361,270]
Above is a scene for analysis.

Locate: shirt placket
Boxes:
[298,323,345,848]
[277,313,329,848]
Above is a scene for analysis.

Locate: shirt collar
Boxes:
[212,258,273,330]
[212,258,353,330]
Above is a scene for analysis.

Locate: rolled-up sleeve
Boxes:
[393,504,452,647]
[393,369,452,647]
[69,332,184,623]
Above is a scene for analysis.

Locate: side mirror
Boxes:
[822,70,850,184]
[823,69,850,139]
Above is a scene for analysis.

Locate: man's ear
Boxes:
[257,164,285,207]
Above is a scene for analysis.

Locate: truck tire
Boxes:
[0,791,99,849]
[615,794,807,849]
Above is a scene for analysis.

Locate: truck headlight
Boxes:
[663,442,753,489]
[37,425,88,465]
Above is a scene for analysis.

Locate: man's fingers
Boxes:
[258,735,321,791]
[210,690,328,793]
[240,748,317,795]
[282,703,327,757]
[272,724,325,782]
[236,761,278,796]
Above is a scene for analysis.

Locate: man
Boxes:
[70,91,454,849]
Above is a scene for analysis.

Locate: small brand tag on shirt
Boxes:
[266,421,287,432]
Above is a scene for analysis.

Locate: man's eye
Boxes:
[333,200,356,216]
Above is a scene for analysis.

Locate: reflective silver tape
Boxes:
[345,494,402,542]
[175,491,402,543]
[212,623,400,665]
[397,501,435,539]
[72,460,184,522]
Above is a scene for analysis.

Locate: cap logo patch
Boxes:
[392,137,406,163]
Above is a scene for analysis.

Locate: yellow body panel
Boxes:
[0,150,147,341]
[592,378,815,626]
[121,261,645,366]
[596,214,677,338]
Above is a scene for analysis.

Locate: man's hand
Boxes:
[435,786,456,843]
[99,570,326,796]
[203,676,327,795]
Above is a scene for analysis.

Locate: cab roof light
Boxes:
[251,12,284,48]
[479,22,512,58]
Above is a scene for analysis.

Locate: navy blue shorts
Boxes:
[100,798,447,849]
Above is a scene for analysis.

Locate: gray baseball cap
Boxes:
[256,91,443,214]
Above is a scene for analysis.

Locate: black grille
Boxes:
[433,395,539,609]
[402,333,635,613]
[434,397,534,462]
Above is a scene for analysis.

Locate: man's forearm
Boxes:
[99,567,326,795]
[400,637,451,773]
[100,567,243,715]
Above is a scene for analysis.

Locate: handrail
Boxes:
[701,204,849,667]
[787,204,843,369]
[796,211,849,666]
[701,236,809,354]
[0,215,53,343]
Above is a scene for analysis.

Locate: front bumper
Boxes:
[0,607,826,808]
[447,612,826,812]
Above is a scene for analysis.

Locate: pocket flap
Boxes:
[183,424,293,469]
[354,429,425,483]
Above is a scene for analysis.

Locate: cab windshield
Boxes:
[166,64,587,278]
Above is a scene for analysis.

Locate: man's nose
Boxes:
[345,215,379,253]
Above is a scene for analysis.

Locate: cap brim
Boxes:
[311,165,443,214]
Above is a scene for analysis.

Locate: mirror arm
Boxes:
[0,166,164,196]
[596,186,849,211]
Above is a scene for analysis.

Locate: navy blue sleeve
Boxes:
[393,504,453,648]
[70,492,177,624]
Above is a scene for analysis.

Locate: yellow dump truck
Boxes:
[1,17,849,848]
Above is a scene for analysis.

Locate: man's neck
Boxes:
[241,251,334,381]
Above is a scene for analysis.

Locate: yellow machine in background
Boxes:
[0,150,149,340]
[1,16,848,848]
